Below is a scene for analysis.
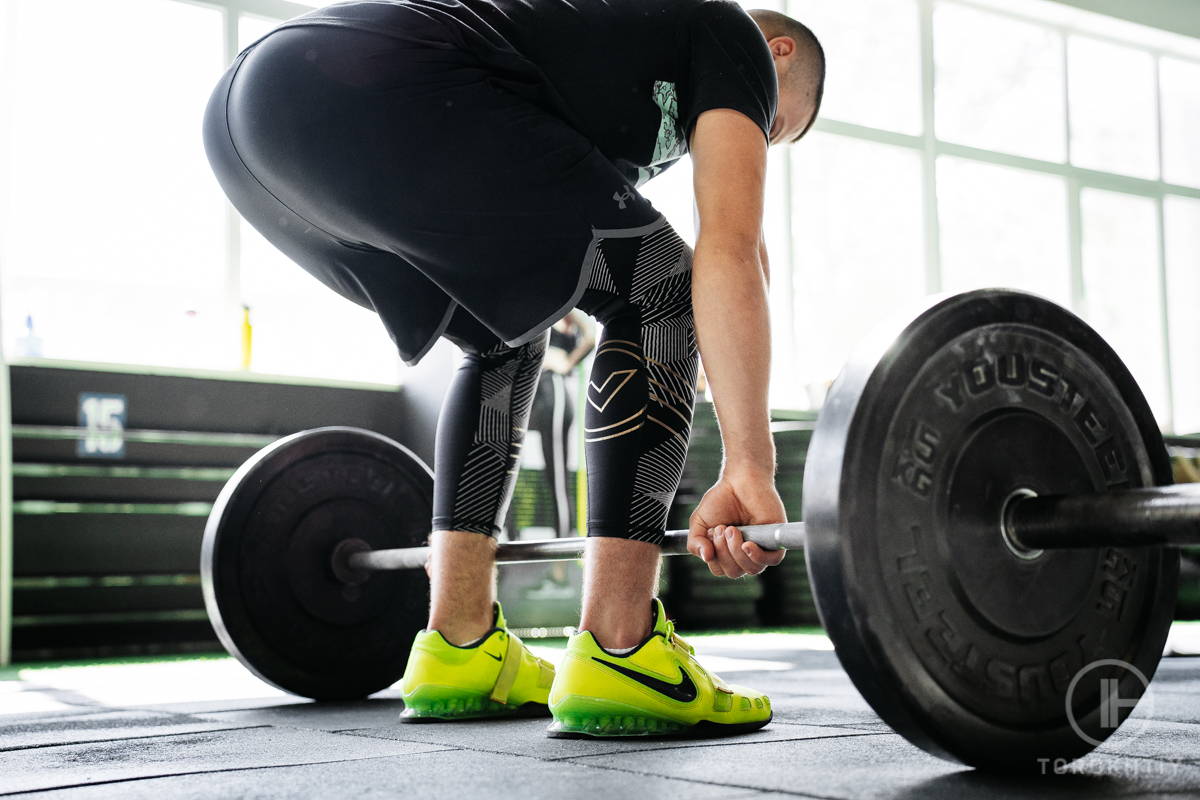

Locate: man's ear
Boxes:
[769,36,795,59]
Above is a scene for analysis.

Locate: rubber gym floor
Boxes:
[3,626,1200,799]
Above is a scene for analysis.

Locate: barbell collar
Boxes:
[348,521,807,572]
[1008,484,1200,550]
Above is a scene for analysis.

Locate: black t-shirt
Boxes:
[286,0,778,186]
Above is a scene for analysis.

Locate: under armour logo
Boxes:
[613,186,635,209]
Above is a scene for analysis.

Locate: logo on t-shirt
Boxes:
[637,81,687,186]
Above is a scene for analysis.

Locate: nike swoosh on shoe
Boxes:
[590,657,698,703]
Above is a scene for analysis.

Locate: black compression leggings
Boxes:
[432,218,698,547]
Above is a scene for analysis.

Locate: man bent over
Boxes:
[203,0,824,737]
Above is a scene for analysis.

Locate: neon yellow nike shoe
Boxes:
[548,598,771,737]
[399,603,555,721]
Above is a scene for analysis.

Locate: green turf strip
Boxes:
[12,501,212,516]
[13,575,200,590]
[12,463,234,481]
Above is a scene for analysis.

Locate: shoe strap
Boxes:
[536,657,554,689]
[489,632,523,705]
[664,620,695,656]
[664,620,728,692]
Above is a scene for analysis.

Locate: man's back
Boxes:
[284,0,777,185]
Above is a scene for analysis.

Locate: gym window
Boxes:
[1,0,1197,426]
[0,0,403,386]
[762,0,1200,433]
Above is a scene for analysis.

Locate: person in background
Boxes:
[513,310,595,541]
[513,311,595,598]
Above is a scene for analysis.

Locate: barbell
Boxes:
[343,483,1200,572]
[200,289,1194,771]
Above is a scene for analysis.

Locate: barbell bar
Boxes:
[200,289,1187,771]
[344,484,1200,574]
[346,523,806,571]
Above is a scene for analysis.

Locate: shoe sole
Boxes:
[547,714,772,740]
[400,701,551,723]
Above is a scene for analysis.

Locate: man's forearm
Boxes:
[692,242,775,476]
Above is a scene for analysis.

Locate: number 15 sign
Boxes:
[78,393,127,459]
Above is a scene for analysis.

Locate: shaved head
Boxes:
[748,8,825,141]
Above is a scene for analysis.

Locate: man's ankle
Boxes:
[578,536,661,650]
[581,607,653,651]
[426,529,498,646]
[429,609,495,646]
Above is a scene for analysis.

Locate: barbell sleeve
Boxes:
[1008,484,1200,550]
[348,521,808,572]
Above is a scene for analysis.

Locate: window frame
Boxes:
[3,0,1197,421]
[0,0,404,388]
[784,0,1200,432]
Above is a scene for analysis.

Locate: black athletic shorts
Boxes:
[202,9,665,364]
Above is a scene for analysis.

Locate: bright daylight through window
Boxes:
[0,0,1197,428]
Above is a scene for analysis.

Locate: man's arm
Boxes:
[692,108,773,479]
[686,108,786,578]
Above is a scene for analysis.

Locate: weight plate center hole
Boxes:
[1000,488,1044,561]
[330,537,373,586]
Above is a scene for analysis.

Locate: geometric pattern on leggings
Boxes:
[580,218,699,545]
[449,337,545,534]
[588,247,619,295]
[628,226,698,542]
